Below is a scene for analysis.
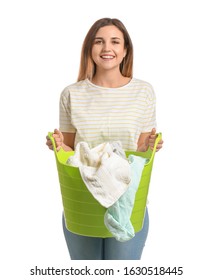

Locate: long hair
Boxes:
[77,18,133,81]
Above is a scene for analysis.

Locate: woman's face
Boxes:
[91,25,127,73]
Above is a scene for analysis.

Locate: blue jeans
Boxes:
[62,208,149,260]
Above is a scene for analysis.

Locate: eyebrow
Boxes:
[94,37,121,40]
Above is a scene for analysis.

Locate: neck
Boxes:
[92,70,131,88]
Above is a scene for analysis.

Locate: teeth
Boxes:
[101,56,114,59]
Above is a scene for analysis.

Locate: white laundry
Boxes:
[66,141,131,208]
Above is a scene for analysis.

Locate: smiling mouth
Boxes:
[100,55,115,59]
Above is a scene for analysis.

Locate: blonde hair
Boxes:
[77,18,133,81]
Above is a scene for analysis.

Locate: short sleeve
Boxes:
[141,84,157,132]
[59,87,76,133]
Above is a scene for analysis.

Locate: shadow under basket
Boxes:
[49,132,162,238]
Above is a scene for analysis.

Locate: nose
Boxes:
[102,41,111,52]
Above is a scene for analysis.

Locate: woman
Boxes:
[46,18,163,260]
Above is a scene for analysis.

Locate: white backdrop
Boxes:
[1,0,213,279]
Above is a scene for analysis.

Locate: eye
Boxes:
[112,40,120,44]
[94,39,103,45]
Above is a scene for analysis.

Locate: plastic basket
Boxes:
[48,132,162,237]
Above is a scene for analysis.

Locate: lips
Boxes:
[100,55,115,59]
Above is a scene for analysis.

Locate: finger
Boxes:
[156,140,164,151]
[54,138,62,148]
[53,134,60,141]
[46,141,53,150]
[53,134,62,145]
[156,140,163,147]
[46,139,53,148]
[149,136,156,143]
[53,128,60,138]
[149,132,155,139]
[53,128,63,138]
[46,138,52,145]
[149,131,157,140]
[56,146,61,152]
[55,137,63,151]
[150,128,156,135]
[53,129,64,141]
[48,145,53,150]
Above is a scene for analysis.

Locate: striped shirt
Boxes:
[59,78,156,151]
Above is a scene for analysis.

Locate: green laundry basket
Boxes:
[48,132,162,238]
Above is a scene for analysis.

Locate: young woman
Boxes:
[46,18,163,260]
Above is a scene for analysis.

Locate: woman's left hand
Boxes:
[148,128,164,152]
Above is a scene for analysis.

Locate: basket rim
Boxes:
[48,132,162,167]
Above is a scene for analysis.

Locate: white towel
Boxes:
[66,141,131,208]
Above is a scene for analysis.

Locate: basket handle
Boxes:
[48,131,162,158]
[146,132,162,163]
[153,132,162,151]
[48,132,57,153]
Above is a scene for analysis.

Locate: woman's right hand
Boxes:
[46,129,64,151]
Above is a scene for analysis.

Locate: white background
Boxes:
[1,0,213,279]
